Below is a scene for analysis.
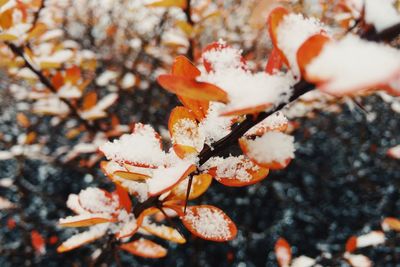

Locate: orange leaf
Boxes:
[182,205,237,242]
[172,55,201,78]
[275,238,291,267]
[142,223,186,244]
[82,91,97,110]
[267,7,289,66]
[51,72,65,90]
[170,173,212,200]
[158,74,229,103]
[178,95,209,121]
[146,0,187,9]
[265,47,284,74]
[114,184,132,213]
[31,230,46,254]
[345,236,357,253]
[297,34,330,80]
[65,66,81,84]
[382,217,400,232]
[173,144,198,159]
[59,215,114,227]
[120,238,167,258]
[16,113,30,128]
[207,157,269,187]
[0,9,13,30]
[113,170,150,181]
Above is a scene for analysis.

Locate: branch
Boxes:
[184,0,195,60]
[7,43,97,133]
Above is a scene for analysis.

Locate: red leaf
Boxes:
[114,184,132,213]
[31,230,46,254]
[346,236,357,253]
[275,237,291,267]
[265,47,284,74]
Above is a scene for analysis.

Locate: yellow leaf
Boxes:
[176,20,193,36]
[147,0,187,9]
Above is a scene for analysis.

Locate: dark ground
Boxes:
[0,90,399,266]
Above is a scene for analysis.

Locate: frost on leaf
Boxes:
[240,131,295,170]
[182,205,237,242]
[305,35,400,96]
[57,224,109,253]
[202,155,269,187]
[120,238,167,258]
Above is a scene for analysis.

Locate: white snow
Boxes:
[78,187,119,214]
[245,111,288,136]
[291,256,316,267]
[147,161,193,196]
[172,118,205,151]
[344,253,372,267]
[100,124,166,167]
[306,35,400,95]
[387,145,400,159]
[0,197,16,209]
[242,132,295,164]
[198,102,232,146]
[96,70,119,86]
[356,231,385,248]
[276,13,327,77]
[199,42,295,115]
[364,0,400,32]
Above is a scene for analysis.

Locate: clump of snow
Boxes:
[245,111,288,136]
[100,124,166,167]
[0,197,16,210]
[364,0,400,32]
[199,42,295,115]
[344,253,372,267]
[306,35,400,95]
[202,43,245,71]
[387,145,400,159]
[356,231,385,248]
[291,256,316,267]
[244,132,295,164]
[184,206,231,240]
[198,102,232,146]
[78,187,119,214]
[96,70,119,86]
[147,161,193,196]
[276,13,327,77]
